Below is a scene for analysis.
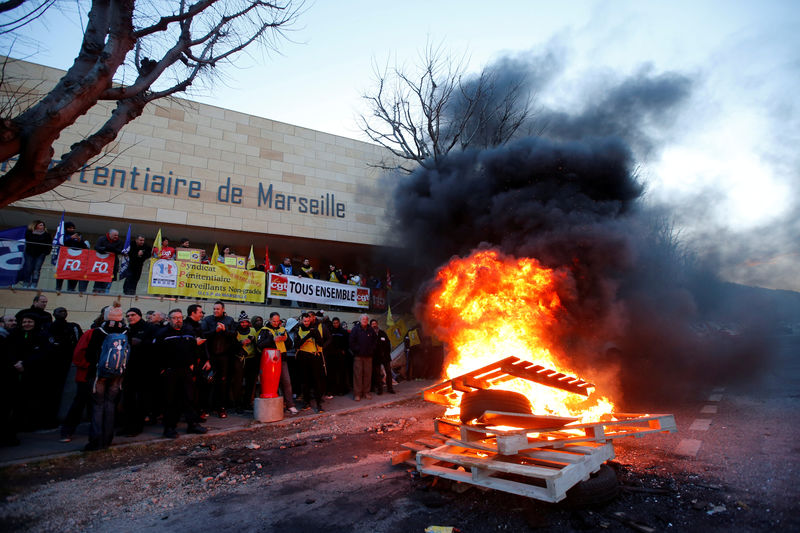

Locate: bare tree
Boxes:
[359,43,532,174]
[0,0,302,207]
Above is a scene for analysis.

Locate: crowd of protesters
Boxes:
[10,218,393,297]
[1,295,438,450]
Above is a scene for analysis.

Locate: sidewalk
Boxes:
[0,379,436,467]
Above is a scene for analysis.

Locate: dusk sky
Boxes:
[5,0,799,291]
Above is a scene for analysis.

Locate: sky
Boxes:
[4,0,800,291]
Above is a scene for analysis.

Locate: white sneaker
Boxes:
[288,406,299,415]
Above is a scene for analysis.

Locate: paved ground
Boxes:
[0,379,438,467]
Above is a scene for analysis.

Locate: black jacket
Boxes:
[153,324,197,371]
[201,314,237,356]
[349,324,377,358]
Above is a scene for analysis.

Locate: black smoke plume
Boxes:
[391,57,777,407]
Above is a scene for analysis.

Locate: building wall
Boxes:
[2,58,395,246]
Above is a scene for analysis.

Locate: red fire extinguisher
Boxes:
[260,348,281,398]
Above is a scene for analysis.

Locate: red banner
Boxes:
[371,288,387,310]
[55,248,115,281]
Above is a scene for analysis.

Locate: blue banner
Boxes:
[0,226,26,286]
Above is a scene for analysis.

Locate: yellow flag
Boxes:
[210,243,219,263]
[247,245,256,270]
[386,304,395,326]
[153,228,162,257]
[408,328,421,347]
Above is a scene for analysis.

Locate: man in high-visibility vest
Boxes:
[295,312,325,412]
[256,312,298,415]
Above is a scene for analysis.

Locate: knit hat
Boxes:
[238,311,250,322]
[126,307,142,318]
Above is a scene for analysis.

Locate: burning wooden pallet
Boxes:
[416,441,615,503]
[393,355,677,503]
[422,356,595,407]
[434,412,678,455]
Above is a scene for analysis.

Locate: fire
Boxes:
[424,249,614,423]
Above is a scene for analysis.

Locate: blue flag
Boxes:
[0,226,26,286]
[50,211,65,266]
[118,224,132,279]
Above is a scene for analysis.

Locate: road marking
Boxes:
[708,394,723,402]
[689,419,712,431]
[675,439,702,457]
[700,405,718,414]
[712,387,725,393]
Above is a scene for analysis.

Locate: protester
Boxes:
[118,308,149,436]
[295,312,325,412]
[55,230,90,292]
[6,312,51,431]
[92,228,124,293]
[84,306,127,451]
[47,307,83,427]
[153,309,208,438]
[123,235,148,295]
[233,311,257,412]
[325,316,350,396]
[15,294,53,328]
[349,314,377,401]
[60,307,106,443]
[371,319,395,395]
[155,237,176,259]
[20,220,51,288]
[201,301,236,418]
[256,311,297,414]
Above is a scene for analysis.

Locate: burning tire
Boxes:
[459,389,532,424]
[562,464,619,507]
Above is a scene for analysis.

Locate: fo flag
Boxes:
[55,248,115,281]
[0,226,26,286]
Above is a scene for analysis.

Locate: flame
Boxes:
[424,249,614,423]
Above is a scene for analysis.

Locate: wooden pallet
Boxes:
[422,356,594,407]
[391,435,448,467]
[434,412,678,455]
[416,441,615,503]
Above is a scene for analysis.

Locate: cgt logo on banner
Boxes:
[55,248,115,281]
[0,226,26,286]
[151,259,178,288]
[267,273,370,309]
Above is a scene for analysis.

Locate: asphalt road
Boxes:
[2,336,798,532]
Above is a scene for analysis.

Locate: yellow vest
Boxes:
[237,327,257,358]
[297,326,317,354]
[260,324,288,353]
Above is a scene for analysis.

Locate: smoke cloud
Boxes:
[391,51,783,407]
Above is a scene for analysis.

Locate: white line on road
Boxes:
[708,394,723,402]
[689,419,712,431]
[700,405,718,414]
[675,439,702,457]
[712,387,725,393]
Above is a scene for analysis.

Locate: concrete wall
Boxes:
[1,58,397,246]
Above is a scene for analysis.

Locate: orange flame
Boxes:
[424,249,614,422]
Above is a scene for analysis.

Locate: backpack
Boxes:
[97,328,130,378]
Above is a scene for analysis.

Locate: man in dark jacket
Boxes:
[325,317,350,396]
[154,309,208,438]
[201,301,236,418]
[349,314,377,401]
[93,228,124,293]
[15,294,53,329]
[123,235,149,295]
[118,308,149,436]
[370,319,395,395]
[295,312,325,412]
[47,308,83,428]
[185,304,210,418]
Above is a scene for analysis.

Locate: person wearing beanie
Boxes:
[119,307,148,436]
[83,306,127,451]
[234,312,257,412]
